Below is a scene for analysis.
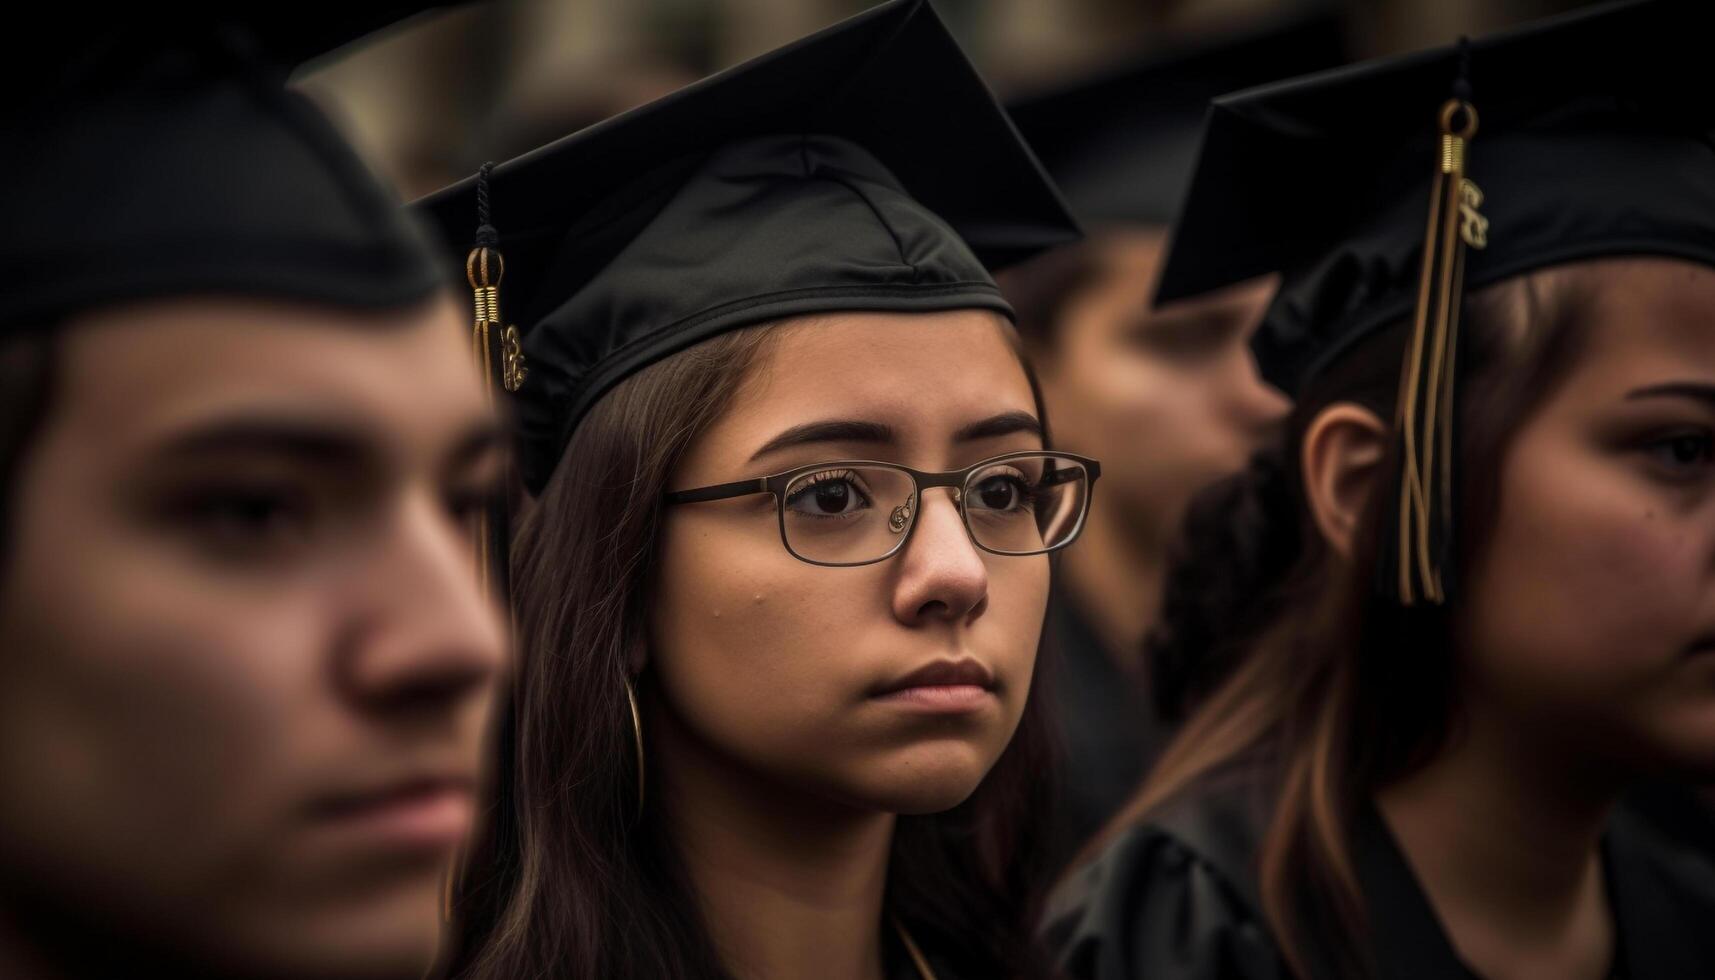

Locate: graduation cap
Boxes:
[1,5,453,335]
[1153,0,1715,605]
[1006,6,1350,228]
[416,0,1081,501]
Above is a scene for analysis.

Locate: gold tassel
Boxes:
[463,238,527,599]
[467,245,501,597]
[446,167,527,924]
[1392,98,1487,605]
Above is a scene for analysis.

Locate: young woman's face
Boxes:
[1038,230,1287,546]
[0,297,507,978]
[1461,258,1715,781]
[652,311,1050,814]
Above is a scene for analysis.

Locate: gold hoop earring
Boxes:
[624,674,645,817]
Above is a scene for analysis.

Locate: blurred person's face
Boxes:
[1036,229,1288,548]
[1459,258,1715,782]
[0,296,507,979]
[651,312,1050,815]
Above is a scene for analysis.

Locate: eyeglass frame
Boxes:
[662,450,1102,567]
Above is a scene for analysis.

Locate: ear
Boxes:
[1301,402,1389,561]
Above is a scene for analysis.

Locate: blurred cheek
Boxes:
[1460,424,1713,757]
[0,512,324,912]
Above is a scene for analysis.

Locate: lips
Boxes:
[874,657,997,696]
[871,658,999,714]
[878,659,1001,696]
[305,773,476,853]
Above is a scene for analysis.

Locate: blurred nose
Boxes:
[891,487,989,626]
[1226,347,1292,439]
[337,490,507,715]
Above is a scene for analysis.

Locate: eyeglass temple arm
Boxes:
[663,477,770,506]
[1039,460,1100,487]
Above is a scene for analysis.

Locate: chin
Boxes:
[845,740,999,815]
[217,880,445,980]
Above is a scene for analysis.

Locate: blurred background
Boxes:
[297,0,1607,203]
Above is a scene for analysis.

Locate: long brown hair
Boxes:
[445,321,1061,979]
[1101,266,1599,978]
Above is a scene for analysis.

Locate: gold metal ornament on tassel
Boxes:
[445,164,528,924]
[463,163,526,600]
[1392,90,1488,606]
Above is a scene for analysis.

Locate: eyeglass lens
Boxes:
[778,455,1090,564]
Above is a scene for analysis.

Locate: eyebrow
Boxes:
[149,413,509,478]
[747,411,1043,463]
[1625,382,1715,406]
[151,415,373,466]
[749,420,894,462]
[952,410,1043,443]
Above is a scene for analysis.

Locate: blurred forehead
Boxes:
[49,294,485,461]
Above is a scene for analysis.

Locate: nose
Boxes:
[891,487,989,626]
[1227,346,1292,437]
[336,489,508,715]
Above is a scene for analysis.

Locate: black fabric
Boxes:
[413,0,1080,493]
[1044,773,1280,980]
[1151,0,1715,395]
[515,134,1013,492]
[3,8,449,334]
[1044,774,1715,980]
[1044,587,1165,873]
[1006,7,1349,228]
[1620,781,1715,864]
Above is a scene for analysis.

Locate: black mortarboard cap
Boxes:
[1158,0,1714,392]
[1007,7,1349,227]
[416,0,1081,495]
[1154,0,1715,605]
[2,6,450,334]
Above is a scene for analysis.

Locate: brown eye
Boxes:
[974,477,1019,510]
[966,472,1033,513]
[167,484,314,559]
[1645,432,1714,475]
[785,472,871,517]
[446,482,504,525]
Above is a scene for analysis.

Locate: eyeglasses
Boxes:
[664,451,1100,567]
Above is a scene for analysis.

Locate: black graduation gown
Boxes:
[1043,774,1715,980]
[1621,779,1715,865]
[1045,586,1168,871]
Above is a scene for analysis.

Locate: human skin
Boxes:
[1035,229,1286,653]
[1302,258,1715,980]
[0,295,508,980]
[649,309,1051,980]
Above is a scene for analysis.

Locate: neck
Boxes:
[1376,698,1621,980]
[653,702,896,980]
[1057,497,1165,668]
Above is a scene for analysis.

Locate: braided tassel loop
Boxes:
[463,163,523,601]
[1386,97,1487,606]
[446,164,524,922]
